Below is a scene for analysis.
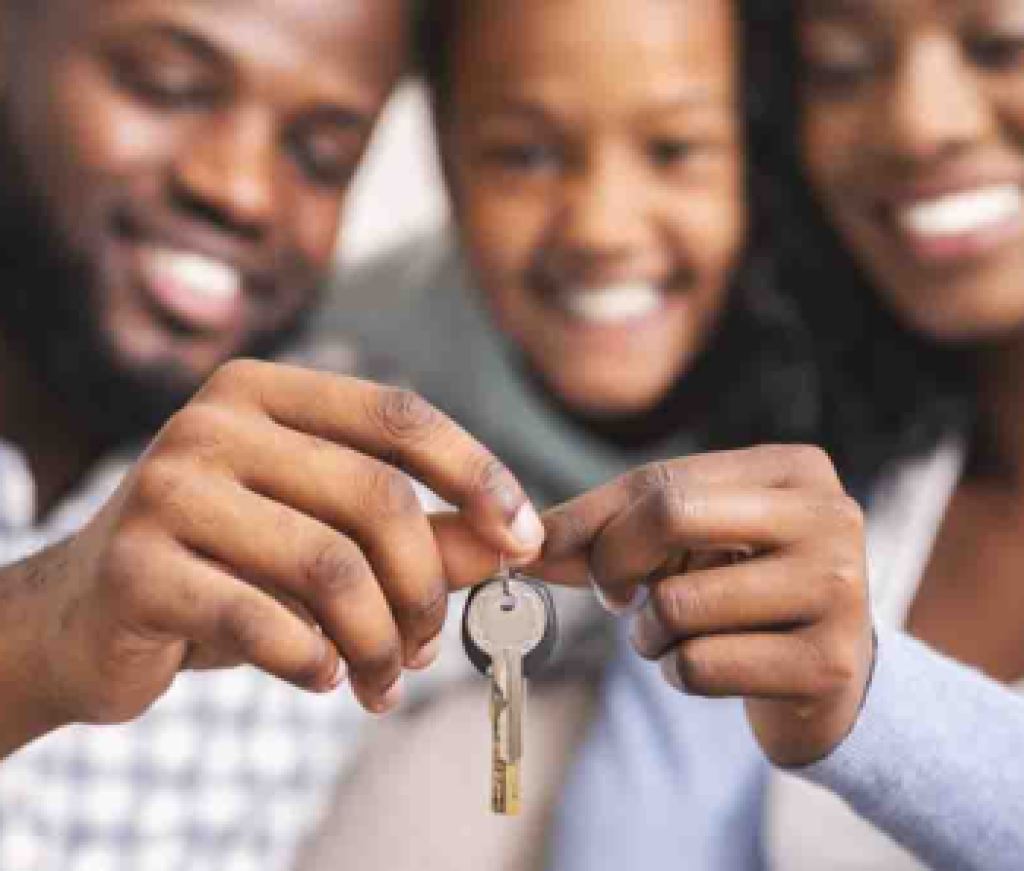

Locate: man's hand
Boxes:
[24,360,544,735]
[537,445,874,767]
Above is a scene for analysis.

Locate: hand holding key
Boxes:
[17,361,543,745]
[536,445,874,768]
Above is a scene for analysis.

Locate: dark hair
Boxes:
[759,2,973,487]
[411,0,824,452]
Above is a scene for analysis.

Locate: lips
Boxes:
[137,245,245,331]
[554,282,665,326]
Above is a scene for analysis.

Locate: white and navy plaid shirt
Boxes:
[0,433,472,871]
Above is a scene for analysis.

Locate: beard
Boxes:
[0,132,315,450]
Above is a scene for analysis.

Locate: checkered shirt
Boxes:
[0,437,471,871]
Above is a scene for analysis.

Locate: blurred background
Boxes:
[338,82,447,269]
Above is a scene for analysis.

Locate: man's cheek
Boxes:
[290,194,346,271]
[50,59,154,168]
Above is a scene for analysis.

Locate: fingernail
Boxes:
[408,636,441,671]
[630,607,664,659]
[628,613,646,651]
[632,585,650,611]
[659,654,686,693]
[373,677,403,715]
[591,577,648,617]
[327,658,348,691]
[592,580,629,616]
[511,502,546,551]
[493,481,523,516]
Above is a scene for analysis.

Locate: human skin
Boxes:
[537,444,874,768]
[799,0,1024,342]
[439,0,745,418]
[0,0,405,512]
[0,363,545,759]
[423,0,876,768]
[799,0,1024,683]
[0,0,549,759]
[0,0,876,772]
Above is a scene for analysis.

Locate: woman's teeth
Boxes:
[556,283,663,325]
[896,184,1023,238]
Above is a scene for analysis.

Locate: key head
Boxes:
[462,576,557,679]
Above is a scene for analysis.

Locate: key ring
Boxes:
[498,553,512,598]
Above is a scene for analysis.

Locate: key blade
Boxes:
[496,648,524,762]
[492,759,520,816]
[489,655,522,815]
[489,678,520,815]
[490,650,520,763]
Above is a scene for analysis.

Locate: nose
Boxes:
[555,146,650,275]
[878,36,993,166]
[172,108,277,238]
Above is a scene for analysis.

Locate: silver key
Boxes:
[464,571,552,815]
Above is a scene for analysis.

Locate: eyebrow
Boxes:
[124,22,224,65]
[297,105,371,133]
[111,21,376,129]
[801,0,875,20]
[465,100,557,125]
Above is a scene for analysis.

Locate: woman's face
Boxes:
[442,0,745,417]
[800,0,1024,343]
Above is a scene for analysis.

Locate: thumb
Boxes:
[430,512,504,590]
[524,552,592,588]
[430,511,593,590]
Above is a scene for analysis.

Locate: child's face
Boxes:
[442,0,745,418]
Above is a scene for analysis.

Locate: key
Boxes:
[463,569,556,815]
[463,572,555,815]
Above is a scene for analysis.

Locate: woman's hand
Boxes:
[22,360,543,737]
[538,445,874,767]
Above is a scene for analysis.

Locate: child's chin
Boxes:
[556,374,676,419]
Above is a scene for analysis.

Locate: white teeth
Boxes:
[898,184,1023,238]
[146,248,242,302]
[557,282,663,325]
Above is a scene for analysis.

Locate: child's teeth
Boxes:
[898,185,1023,237]
[558,283,663,324]
[150,248,241,302]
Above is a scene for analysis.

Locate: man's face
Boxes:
[0,0,404,438]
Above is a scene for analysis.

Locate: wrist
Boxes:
[824,623,879,759]
[0,674,69,760]
[772,623,879,769]
[0,550,76,758]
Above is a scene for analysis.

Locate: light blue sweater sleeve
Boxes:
[799,626,1024,870]
[551,627,1024,871]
